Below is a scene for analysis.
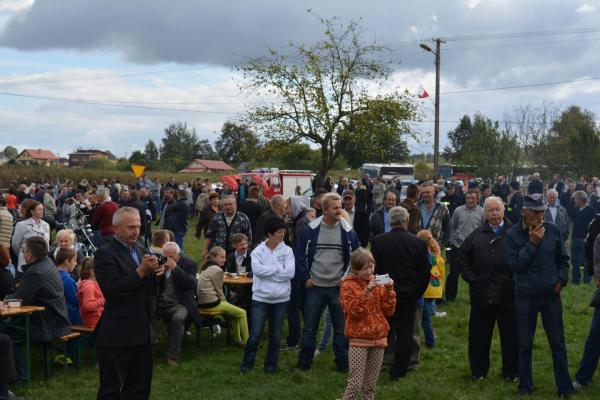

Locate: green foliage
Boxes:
[128,150,146,165]
[3,145,18,159]
[239,16,419,185]
[82,159,116,171]
[414,160,433,180]
[256,140,317,170]
[160,122,208,170]
[215,121,259,166]
[144,140,160,168]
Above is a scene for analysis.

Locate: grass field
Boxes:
[11,218,600,399]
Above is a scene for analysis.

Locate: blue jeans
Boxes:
[173,231,185,252]
[571,238,590,283]
[241,300,288,372]
[298,286,348,368]
[285,279,304,347]
[152,197,161,216]
[515,294,574,395]
[422,299,436,347]
[317,307,332,352]
[576,307,600,384]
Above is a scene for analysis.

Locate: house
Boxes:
[68,149,116,167]
[0,153,10,166]
[179,159,235,173]
[15,149,59,166]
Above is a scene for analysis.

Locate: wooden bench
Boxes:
[71,325,94,335]
[197,309,232,349]
[42,332,81,379]
[71,325,96,365]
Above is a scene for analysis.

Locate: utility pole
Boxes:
[420,38,445,179]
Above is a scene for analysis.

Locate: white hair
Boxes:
[546,189,558,197]
[163,241,181,255]
[389,206,409,226]
[484,196,505,212]
[112,207,140,225]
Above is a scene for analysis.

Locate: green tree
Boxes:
[3,146,18,159]
[196,139,217,160]
[257,140,317,170]
[144,140,159,168]
[129,150,146,165]
[239,16,419,186]
[214,122,259,166]
[160,122,202,170]
[444,114,508,182]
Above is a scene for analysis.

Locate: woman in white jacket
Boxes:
[12,200,50,270]
[240,217,295,373]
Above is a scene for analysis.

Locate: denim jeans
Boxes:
[173,231,186,252]
[152,197,161,216]
[575,307,600,384]
[285,279,304,347]
[422,300,436,347]
[317,306,332,352]
[298,286,348,368]
[571,238,590,283]
[515,294,574,395]
[241,300,288,371]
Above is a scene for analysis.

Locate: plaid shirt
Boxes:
[206,211,252,253]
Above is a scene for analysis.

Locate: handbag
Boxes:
[590,288,600,308]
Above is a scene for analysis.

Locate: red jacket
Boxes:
[92,200,119,236]
[340,275,396,341]
[77,279,105,329]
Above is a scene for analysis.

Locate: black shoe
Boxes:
[336,363,349,373]
[295,362,311,371]
[558,391,574,399]
[505,376,519,383]
[264,366,276,374]
[240,365,252,374]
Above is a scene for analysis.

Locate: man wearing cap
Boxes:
[506,194,573,397]
[342,190,369,247]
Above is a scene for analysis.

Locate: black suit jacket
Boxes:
[371,227,430,303]
[226,251,252,276]
[351,207,370,247]
[94,238,158,348]
[160,255,201,327]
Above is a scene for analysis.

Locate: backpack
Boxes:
[585,213,600,275]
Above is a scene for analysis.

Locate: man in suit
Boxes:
[342,190,370,247]
[94,207,164,400]
[493,175,510,203]
[159,241,200,366]
[371,206,431,380]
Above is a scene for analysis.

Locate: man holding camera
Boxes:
[157,241,200,366]
[94,207,164,400]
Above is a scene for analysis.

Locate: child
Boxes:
[56,247,82,325]
[197,246,249,346]
[77,257,105,329]
[225,233,252,316]
[416,230,446,348]
[340,248,396,400]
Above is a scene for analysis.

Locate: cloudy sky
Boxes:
[0,0,599,158]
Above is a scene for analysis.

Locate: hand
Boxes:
[529,224,545,245]
[554,282,563,294]
[154,263,165,277]
[138,254,159,277]
[366,276,378,291]
[164,257,177,271]
[305,278,316,288]
[385,278,394,289]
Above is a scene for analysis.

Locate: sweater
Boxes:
[92,200,119,236]
[196,264,225,307]
[339,274,396,345]
[59,269,83,325]
[77,279,105,329]
[0,206,13,248]
[250,241,295,303]
[450,205,485,248]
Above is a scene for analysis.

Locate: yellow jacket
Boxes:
[423,255,445,299]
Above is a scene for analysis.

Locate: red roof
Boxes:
[21,149,58,160]
[179,159,234,173]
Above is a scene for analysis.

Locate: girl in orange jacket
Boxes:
[339,248,396,400]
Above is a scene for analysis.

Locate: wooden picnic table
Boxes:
[223,275,253,286]
[0,305,46,383]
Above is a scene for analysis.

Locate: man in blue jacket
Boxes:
[506,194,573,397]
[295,193,360,372]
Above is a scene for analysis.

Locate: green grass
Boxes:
[12,220,600,399]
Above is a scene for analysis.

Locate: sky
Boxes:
[1,0,600,158]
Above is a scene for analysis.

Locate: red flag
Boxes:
[417,84,429,99]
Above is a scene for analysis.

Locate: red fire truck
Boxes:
[220,169,313,199]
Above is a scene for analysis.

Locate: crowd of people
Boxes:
[0,171,600,399]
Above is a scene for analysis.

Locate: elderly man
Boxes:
[446,189,485,303]
[370,190,399,239]
[95,207,164,400]
[571,190,596,284]
[92,187,119,246]
[205,194,252,256]
[493,176,510,203]
[506,194,573,397]
[418,181,451,246]
[527,172,544,195]
[253,195,287,247]
[544,189,569,243]
[371,206,430,380]
[550,174,565,194]
[295,193,360,372]
[457,197,518,382]
[158,241,200,366]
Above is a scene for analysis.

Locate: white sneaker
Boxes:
[434,311,447,318]
[212,324,222,338]
[314,349,321,357]
[573,380,584,390]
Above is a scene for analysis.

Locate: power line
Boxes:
[441,76,600,95]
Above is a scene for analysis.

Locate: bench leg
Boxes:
[43,343,51,380]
